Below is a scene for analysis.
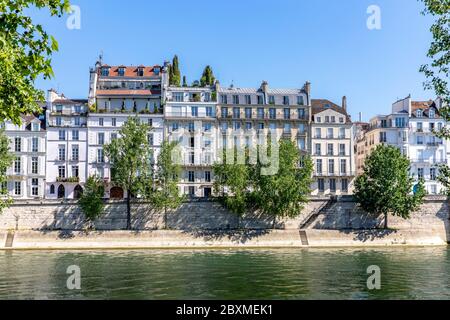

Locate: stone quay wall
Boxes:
[0,197,448,234]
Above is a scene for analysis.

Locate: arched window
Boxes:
[74,185,83,200]
[57,185,65,199]
[50,184,55,194]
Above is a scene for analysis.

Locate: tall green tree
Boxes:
[104,117,153,230]
[0,128,14,213]
[169,55,181,86]
[253,139,313,220]
[151,141,184,229]
[78,176,105,227]
[0,0,70,125]
[354,145,425,229]
[200,65,215,87]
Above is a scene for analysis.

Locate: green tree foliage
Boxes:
[354,145,425,229]
[78,176,105,225]
[213,139,313,219]
[0,128,14,213]
[150,141,184,229]
[182,75,187,87]
[254,139,313,219]
[0,0,70,125]
[104,117,153,230]
[169,55,181,86]
[200,65,215,87]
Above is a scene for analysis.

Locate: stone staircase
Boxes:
[300,197,337,230]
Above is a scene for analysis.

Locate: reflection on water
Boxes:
[0,247,450,300]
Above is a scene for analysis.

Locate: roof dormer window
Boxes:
[101,67,110,77]
[154,67,160,75]
[137,67,144,77]
[416,109,423,118]
[118,67,126,77]
[429,108,435,118]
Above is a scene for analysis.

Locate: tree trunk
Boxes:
[126,190,131,230]
[164,205,167,230]
[384,212,388,229]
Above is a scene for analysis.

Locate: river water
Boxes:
[0,247,450,300]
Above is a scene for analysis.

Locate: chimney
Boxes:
[215,80,221,92]
[342,96,347,111]
[359,112,363,122]
[304,81,311,97]
[260,81,269,93]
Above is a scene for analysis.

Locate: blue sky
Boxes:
[31,0,433,121]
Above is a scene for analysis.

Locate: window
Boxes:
[283,123,291,133]
[174,92,184,102]
[188,122,195,133]
[233,107,240,118]
[118,67,125,77]
[342,179,349,192]
[101,67,110,77]
[188,171,195,182]
[298,108,306,119]
[72,166,79,178]
[14,181,21,196]
[339,128,346,139]
[221,107,229,118]
[98,133,105,145]
[298,123,305,134]
[192,107,199,117]
[32,137,39,152]
[315,144,321,156]
[417,122,423,132]
[72,130,79,141]
[284,108,290,120]
[97,149,104,163]
[257,108,265,119]
[316,159,323,174]
[430,168,437,181]
[58,166,66,178]
[339,117,344,123]
[298,138,306,150]
[316,117,321,123]
[99,118,104,126]
[283,96,290,105]
[327,144,334,156]
[327,128,334,139]
[137,67,144,77]
[257,95,263,104]
[112,118,117,127]
[233,95,240,104]
[395,117,406,128]
[417,110,423,118]
[58,146,66,161]
[202,171,211,183]
[269,96,275,105]
[206,107,213,117]
[204,123,212,132]
[245,108,252,119]
[204,92,211,102]
[330,179,336,192]
[59,130,66,141]
[220,95,228,104]
[417,136,424,145]
[233,121,241,130]
[269,108,276,119]
[331,116,336,123]
[32,123,40,131]
[14,157,21,174]
[15,138,21,152]
[328,159,335,174]
[315,128,321,139]
[339,144,346,156]
[430,122,435,132]
[258,123,265,130]
[50,184,55,194]
[380,132,387,143]
[340,159,347,174]
[111,133,118,141]
[318,179,325,193]
[72,145,79,161]
[56,117,62,126]
[172,123,179,132]
[418,168,424,179]
[245,95,251,105]
[189,137,195,148]
[429,109,435,118]
[325,116,330,123]
[74,117,80,126]
[297,96,304,106]
[97,167,104,179]
[245,122,252,130]
[31,157,38,174]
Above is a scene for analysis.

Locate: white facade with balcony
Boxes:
[164,86,218,198]
[45,90,88,199]
[3,115,46,199]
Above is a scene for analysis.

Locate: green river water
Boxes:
[0,247,449,300]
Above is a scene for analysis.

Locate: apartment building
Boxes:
[87,60,165,199]
[2,112,47,199]
[45,90,88,199]
[164,85,218,198]
[311,98,355,195]
[355,96,447,194]
[216,81,311,156]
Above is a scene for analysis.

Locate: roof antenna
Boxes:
[99,50,104,64]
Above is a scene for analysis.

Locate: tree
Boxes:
[354,145,425,229]
[200,65,215,87]
[0,0,70,125]
[104,117,153,230]
[78,176,105,227]
[169,55,181,86]
[150,141,184,229]
[0,128,14,214]
[253,139,313,221]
